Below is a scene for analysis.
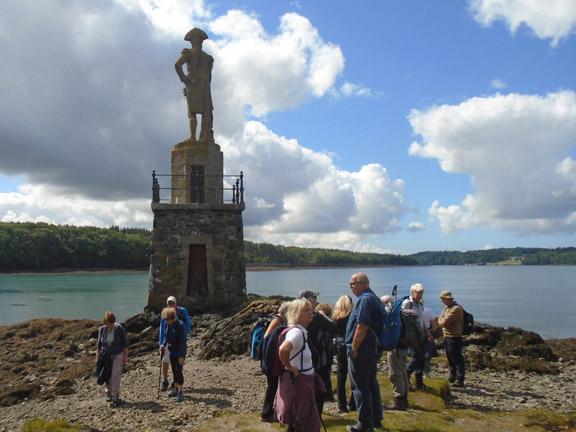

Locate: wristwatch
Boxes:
[351,347,358,353]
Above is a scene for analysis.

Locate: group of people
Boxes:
[95,295,191,405]
[95,276,466,432]
[261,272,467,432]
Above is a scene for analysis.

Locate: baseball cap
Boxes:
[297,290,319,299]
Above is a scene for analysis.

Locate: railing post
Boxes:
[240,171,244,203]
[152,170,160,203]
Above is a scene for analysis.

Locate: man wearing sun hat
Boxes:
[158,296,191,392]
[438,290,466,388]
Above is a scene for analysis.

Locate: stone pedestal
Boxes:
[148,202,246,313]
[171,139,223,204]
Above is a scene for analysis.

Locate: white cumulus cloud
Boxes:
[469,0,576,46]
[410,91,576,234]
[0,1,396,250]
[221,122,406,248]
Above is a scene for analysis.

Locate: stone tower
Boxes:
[147,28,247,313]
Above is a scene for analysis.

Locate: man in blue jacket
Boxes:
[159,296,190,391]
[345,272,383,432]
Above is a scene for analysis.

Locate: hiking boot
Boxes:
[384,396,407,411]
[448,375,456,384]
[338,406,350,413]
[161,379,169,391]
[105,392,113,403]
[452,380,465,388]
[260,415,276,423]
[399,395,409,410]
[176,392,184,402]
[112,395,122,406]
[416,382,431,391]
[168,389,179,397]
[347,425,374,432]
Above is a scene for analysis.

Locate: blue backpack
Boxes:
[250,315,276,360]
[370,294,407,351]
[369,285,411,351]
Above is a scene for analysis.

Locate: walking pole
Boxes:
[289,372,299,432]
[157,350,163,400]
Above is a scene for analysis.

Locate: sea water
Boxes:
[0,266,574,339]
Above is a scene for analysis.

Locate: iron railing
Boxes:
[152,170,244,204]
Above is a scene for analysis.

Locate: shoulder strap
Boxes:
[285,327,312,373]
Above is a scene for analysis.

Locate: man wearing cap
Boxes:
[297,289,337,416]
[159,296,191,392]
[345,272,383,432]
[438,290,465,387]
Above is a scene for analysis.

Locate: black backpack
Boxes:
[448,303,474,336]
[400,308,426,347]
[461,307,474,335]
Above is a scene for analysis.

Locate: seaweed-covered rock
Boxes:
[436,322,560,374]
[198,297,290,360]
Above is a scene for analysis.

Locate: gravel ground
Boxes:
[1,349,575,432]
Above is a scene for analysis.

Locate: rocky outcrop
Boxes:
[434,323,561,374]
[0,296,573,408]
[198,296,291,360]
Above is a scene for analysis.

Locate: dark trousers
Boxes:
[349,355,382,429]
[444,336,465,382]
[169,355,184,386]
[315,363,331,415]
[261,373,278,419]
[336,343,349,410]
[406,343,426,383]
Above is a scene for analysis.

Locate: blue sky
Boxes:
[1,0,575,254]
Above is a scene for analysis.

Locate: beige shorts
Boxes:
[162,348,170,363]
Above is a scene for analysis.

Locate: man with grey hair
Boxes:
[402,283,433,391]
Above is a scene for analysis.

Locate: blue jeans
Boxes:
[349,354,382,428]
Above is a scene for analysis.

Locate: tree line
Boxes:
[243,241,418,266]
[0,222,152,271]
[412,247,576,265]
[1,222,574,272]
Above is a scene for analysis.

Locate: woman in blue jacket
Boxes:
[160,307,187,402]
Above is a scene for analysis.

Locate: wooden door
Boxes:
[187,244,208,296]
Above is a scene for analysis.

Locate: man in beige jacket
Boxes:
[438,290,465,387]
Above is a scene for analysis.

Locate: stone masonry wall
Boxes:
[148,203,246,314]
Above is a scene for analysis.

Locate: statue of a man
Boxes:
[175,28,214,142]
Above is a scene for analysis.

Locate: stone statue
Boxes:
[175,28,214,142]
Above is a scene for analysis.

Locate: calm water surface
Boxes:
[0,266,574,339]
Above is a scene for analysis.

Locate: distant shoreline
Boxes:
[0,264,420,276]
[0,269,149,276]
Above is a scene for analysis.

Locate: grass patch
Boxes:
[20,418,92,432]
[197,375,576,432]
